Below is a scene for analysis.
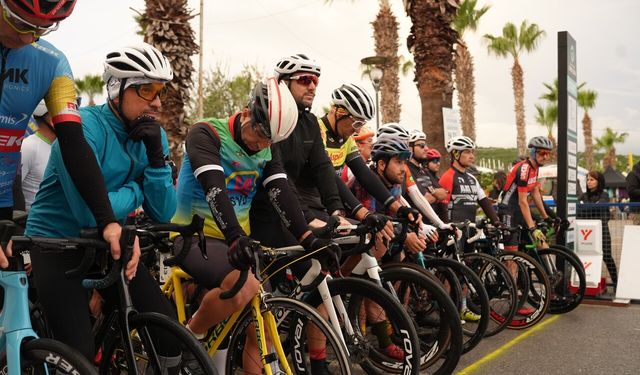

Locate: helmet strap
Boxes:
[451,150,461,163]
[109,78,133,130]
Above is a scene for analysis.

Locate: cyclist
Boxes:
[20,101,55,211]
[24,43,179,362]
[438,135,502,321]
[250,54,356,247]
[499,136,555,251]
[0,0,131,271]
[312,84,420,231]
[172,77,341,374]
[406,129,447,205]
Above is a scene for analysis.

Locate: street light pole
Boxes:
[360,55,389,131]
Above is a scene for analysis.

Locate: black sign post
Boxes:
[557,31,578,249]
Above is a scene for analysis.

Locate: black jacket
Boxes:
[251,110,344,221]
[626,162,640,203]
[578,172,610,220]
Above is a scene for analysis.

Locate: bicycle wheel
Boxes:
[379,263,463,375]
[538,248,586,314]
[461,253,518,337]
[99,312,216,375]
[225,296,352,375]
[304,276,421,375]
[497,251,550,329]
[17,338,97,374]
[421,257,490,353]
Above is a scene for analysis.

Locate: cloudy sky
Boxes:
[45,0,640,153]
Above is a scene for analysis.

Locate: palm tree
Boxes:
[141,0,198,164]
[577,84,598,170]
[75,74,103,106]
[452,0,490,141]
[594,127,628,169]
[371,0,401,123]
[484,21,545,156]
[534,103,558,162]
[405,0,460,166]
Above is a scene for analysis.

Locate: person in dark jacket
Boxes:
[626,161,640,224]
[578,171,617,286]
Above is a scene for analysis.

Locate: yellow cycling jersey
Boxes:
[318,116,359,171]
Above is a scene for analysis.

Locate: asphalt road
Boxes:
[453,303,640,375]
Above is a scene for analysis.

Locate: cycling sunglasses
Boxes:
[131,83,168,102]
[290,74,319,86]
[1,0,59,36]
[537,150,551,158]
[336,107,366,130]
[429,158,441,163]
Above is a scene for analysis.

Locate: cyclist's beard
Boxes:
[413,155,427,164]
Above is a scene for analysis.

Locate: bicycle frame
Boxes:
[161,266,292,375]
[0,268,40,374]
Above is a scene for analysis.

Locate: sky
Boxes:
[45,0,640,154]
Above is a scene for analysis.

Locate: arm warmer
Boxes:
[347,156,395,208]
[478,197,500,224]
[55,121,116,229]
[264,176,309,240]
[187,123,245,242]
[406,184,446,227]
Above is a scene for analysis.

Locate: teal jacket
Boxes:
[26,104,176,237]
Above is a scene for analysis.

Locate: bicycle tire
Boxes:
[538,248,586,314]
[98,312,216,375]
[497,251,551,329]
[420,257,490,354]
[303,276,421,375]
[461,253,518,337]
[225,296,352,374]
[379,263,463,375]
[19,338,98,374]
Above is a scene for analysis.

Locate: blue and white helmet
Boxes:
[372,133,411,162]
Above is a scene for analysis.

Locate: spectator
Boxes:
[578,171,617,287]
[21,101,56,211]
[489,170,507,203]
[626,161,640,225]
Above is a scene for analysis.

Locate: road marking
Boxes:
[457,315,560,374]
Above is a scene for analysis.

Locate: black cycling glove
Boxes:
[128,115,165,168]
[300,235,342,269]
[228,235,257,271]
[396,206,420,223]
[364,213,389,232]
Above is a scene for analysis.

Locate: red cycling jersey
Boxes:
[501,159,539,212]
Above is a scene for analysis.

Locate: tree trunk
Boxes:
[583,112,594,170]
[604,147,616,170]
[548,133,557,163]
[142,0,198,166]
[407,0,458,170]
[511,58,527,156]
[455,43,476,141]
[372,1,400,124]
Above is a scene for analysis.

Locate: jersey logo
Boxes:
[1,68,29,84]
[225,171,259,197]
[520,163,529,180]
[0,113,29,126]
[0,128,25,152]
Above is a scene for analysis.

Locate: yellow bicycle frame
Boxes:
[161,266,292,375]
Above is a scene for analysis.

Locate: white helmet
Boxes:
[274,54,321,79]
[331,83,375,121]
[408,129,426,144]
[376,122,410,141]
[249,77,299,144]
[103,42,173,82]
[446,135,476,153]
[33,100,48,117]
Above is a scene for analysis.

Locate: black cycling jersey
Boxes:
[439,166,486,222]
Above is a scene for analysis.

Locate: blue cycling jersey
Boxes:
[0,39,80,207]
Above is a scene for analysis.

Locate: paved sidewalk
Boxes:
[453,303,640,374]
